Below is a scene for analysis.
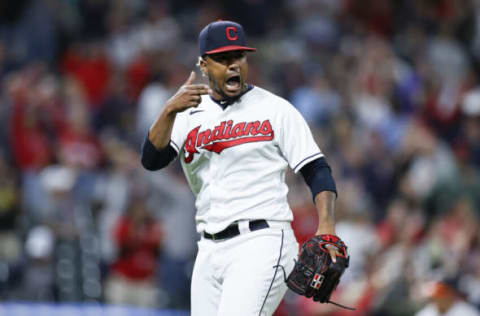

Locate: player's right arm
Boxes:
[141,71,210,170]
[149,71,210,149]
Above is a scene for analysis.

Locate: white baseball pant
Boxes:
[191,220,298,316]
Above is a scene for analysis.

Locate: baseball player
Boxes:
[141,20,344,316]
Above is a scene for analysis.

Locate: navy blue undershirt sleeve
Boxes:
[300,157,337,201]
[141,133,178,171]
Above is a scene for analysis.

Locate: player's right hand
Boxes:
[165,71,211,114]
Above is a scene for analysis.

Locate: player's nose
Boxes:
[225,54,242,66]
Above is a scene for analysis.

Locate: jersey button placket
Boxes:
[209,153,220,213]
[209,109,227,213]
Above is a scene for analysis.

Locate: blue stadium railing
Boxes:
[0,303,190,316]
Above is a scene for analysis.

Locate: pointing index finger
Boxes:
[330,249,337,263]
[184,71,196,85]
[325,244,338,263]
[187,84,211,95]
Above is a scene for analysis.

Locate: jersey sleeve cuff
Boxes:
[293,152,324,174]
[170,140,180,154]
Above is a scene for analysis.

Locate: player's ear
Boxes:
[198,56,208,77]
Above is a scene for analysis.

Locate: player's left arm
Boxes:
[313,191,340,260]
[300,157,342,261]
[275,100,344,260]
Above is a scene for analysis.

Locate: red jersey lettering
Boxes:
[184,120,274,163]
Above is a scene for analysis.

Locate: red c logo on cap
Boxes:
[226,26,238,41]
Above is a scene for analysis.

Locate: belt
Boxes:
[203,220,269,240]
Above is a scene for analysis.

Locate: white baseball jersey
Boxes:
[169,86,323,234]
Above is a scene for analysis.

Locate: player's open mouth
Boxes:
[225,75,241,92]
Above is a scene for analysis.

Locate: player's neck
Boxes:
[210,84,253,109]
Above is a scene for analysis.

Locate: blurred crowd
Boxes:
[0,0,480,315]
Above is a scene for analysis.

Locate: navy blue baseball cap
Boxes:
[199,20,257,56]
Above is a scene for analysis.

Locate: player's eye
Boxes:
[210,52,245,64]
[208,55,222,63]
[228,51,246,60]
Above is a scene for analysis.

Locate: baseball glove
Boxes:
[286,234,353,309]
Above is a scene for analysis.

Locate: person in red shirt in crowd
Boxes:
[105,195,164,308]
[51,77,104,171]
[61,41,112,110]
[57,104,103,170]
[9,65,65,171]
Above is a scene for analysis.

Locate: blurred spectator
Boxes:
[336,207,379,283]
[417,197,479,279]
[424,143,480,219]
[61,41,112,110]
[376,197,423,249]
[0,154,21,298]
[290,70,342,126]
[460,87,480,168]
[78,0,110,39]
[135,1,180,55]
[9,65,60,171]
[58,96,103,171]
[95,134,139,264]
[0,154,21,261]
[460,228,480,307]
[105,195,164,308]
[7,65,65,223]
[38,165,76,231]
[398,121,456,206]
[136,74,171,144]
[0,41,12,80]
[126,52,152,101]
[94,71,135,138]
[416,278,480,316]
[37,165,83,301]
[144,163,197,309]
[22,225,55,301]
[3,0,58,66]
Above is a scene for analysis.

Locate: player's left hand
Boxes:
[315,228,342,263]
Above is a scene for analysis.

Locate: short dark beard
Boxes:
[208,75,228,99]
